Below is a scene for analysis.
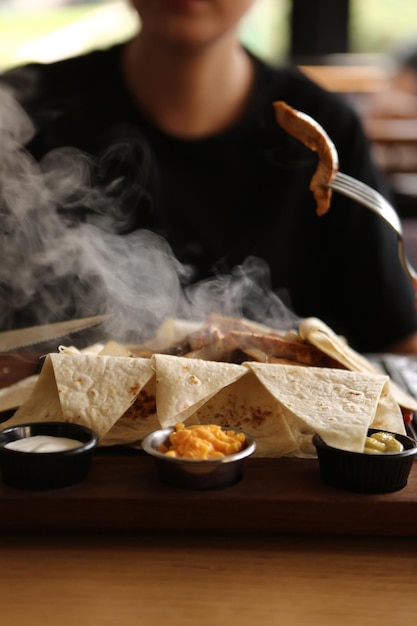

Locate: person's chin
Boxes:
[161,0,208,12]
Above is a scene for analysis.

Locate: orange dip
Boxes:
[159,423,245,459]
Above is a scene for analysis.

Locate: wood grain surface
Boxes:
[0,450,416,535]
[0,352,416,536]
[1,353,417,625]
[0,531,416,626]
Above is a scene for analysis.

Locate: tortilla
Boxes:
[141,317,204,353]
[0,341,128,414]
[152,354,247,427]
[0,375,38,412]
[191,369,299,457]
[4,357,63,427]
[244,362,398,453]
[8,353,154,439]
[371,383,407,434]
[102,377,159,447]
[1,332,407,457]
[299,317,417,411]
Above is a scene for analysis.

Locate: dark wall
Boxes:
[290,0,350,63]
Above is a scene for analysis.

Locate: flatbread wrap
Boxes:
[6,353,155,441]
[300,317,417,412]
[243,362,403,454]
[0,315,409,457]
[152,353,247,427]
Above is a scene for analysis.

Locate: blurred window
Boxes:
[4,0,416,72]
[0,0,288,70]
[350,0,417,54]
[0,1,137,69]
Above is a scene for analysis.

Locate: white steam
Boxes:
[0,87,299,343]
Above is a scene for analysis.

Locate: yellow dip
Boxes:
[364,431,404,454]
[159,423,245,459]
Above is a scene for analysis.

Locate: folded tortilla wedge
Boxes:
[300,317,417,412]
[244,362,404,454]
[6,353,155,440]
[2,352,405,457]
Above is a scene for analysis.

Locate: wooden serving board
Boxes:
[0,449,416,536]
[0,351,416,536]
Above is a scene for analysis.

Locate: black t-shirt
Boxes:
[1,43,417,351]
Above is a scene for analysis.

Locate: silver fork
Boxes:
[328,171,417,291]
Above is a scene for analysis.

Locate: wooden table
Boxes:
[0,531,416,626]
[0,453,416,626]
[364,118,417,144]
[299,64,389,94]
[0,452,416,535]
[1,352,416,625]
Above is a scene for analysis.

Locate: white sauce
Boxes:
[5,435,83,453]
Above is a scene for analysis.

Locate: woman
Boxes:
[1,0,417,353]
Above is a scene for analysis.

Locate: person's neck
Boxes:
[121,32,255,138]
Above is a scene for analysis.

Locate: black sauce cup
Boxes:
[0,422,98,490]
[313,428,417,494]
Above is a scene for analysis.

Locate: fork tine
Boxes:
[329,172,417,290]
[330,172,403,235]
[333,176,396,216]
[398,238,417,285]
[331,176,381,207]
[329,172,417,288]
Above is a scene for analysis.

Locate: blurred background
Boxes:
[1,0,417,69]
[1,0,417,233]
